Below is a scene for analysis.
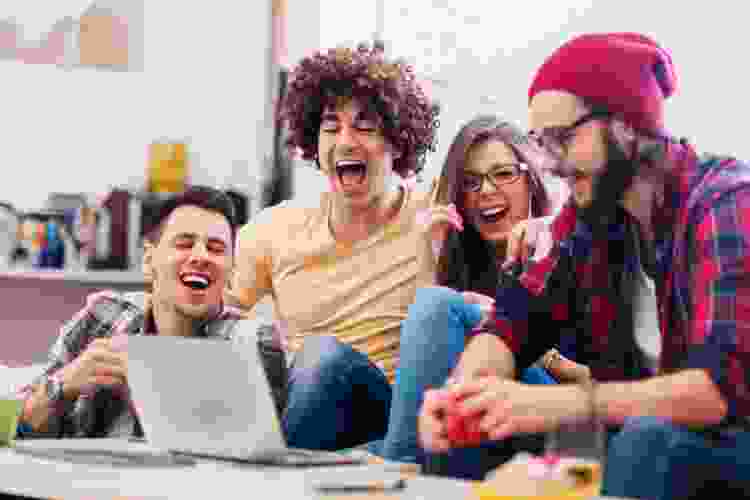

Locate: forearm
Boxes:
[595,369,728,426]
[452,333,516,381]
[416,236,438,289]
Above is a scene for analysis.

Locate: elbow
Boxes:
[695,369,730,425]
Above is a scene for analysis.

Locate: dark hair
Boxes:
[280,42,440,177]
[146,186,237,244]
[434,115,552,297]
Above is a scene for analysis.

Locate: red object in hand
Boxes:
[444,398,484,447]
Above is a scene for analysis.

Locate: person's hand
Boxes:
[419,374,497,452]
[416,203,464,246]
[444,396,485,448]
[416,182,464,255]
[450,376,566,441]
[59,337,128,400]
[502,216,555,270]
[418,387,461,453]
[461,291,495,330]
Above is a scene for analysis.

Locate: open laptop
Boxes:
[14,325,366,467]
[123,328,366,466]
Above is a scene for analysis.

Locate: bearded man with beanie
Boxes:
[418,33,750,498]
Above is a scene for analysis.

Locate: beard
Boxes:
[577,132,638,230]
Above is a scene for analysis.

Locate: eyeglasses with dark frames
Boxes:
[462,163,529,193]
[528,109,611,157]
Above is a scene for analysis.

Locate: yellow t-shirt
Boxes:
[231,187,428,382]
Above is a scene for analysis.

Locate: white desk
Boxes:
[0,444,476,500]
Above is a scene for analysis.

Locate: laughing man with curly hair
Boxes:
[230,42,441,457]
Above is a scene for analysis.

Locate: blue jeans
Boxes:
[602,416,750,500]
[397,286,551,477]
[283,286,555,460]
[282,335,392,450]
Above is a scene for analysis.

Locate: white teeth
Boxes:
[482,208,503,216]
[182,274,209,287]
[336,160,366,168]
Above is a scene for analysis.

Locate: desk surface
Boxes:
[0,442,634,500]
[0,444,475,500]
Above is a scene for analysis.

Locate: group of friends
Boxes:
[13,31,750,499]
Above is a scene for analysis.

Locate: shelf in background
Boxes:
[0,268,145,286]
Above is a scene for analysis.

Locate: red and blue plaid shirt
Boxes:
[494,142,750,420]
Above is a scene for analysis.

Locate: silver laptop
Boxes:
[125,325,364,466]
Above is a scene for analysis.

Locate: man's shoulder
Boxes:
[697,153,750,173]
[54,291,146,355]
[81,290,146,313]
[690,154,750,204]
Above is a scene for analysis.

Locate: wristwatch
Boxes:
[44,375,66,403]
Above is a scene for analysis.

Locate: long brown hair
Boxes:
[434,115,552,296]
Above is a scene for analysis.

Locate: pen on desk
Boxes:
[314,478,407,494]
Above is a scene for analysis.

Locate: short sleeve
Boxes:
[231,212,274,308]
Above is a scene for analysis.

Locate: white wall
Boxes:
[286,0,329,204]
[382,1,750,186]
[0,1,271,212]
[9,1,741,213]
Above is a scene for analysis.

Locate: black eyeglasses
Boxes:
[529,110,610,156]
[462,163,528,192]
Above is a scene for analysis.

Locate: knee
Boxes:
[608,416,676,460]
[409,286,480,327]
[292,336,359,380]
[412,286,462,311]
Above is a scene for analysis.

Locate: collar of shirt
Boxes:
[139,293,241,338]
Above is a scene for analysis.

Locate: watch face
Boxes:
[46,378,64,402]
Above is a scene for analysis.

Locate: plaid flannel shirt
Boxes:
[494,143,750,420]
[17,290,244,438]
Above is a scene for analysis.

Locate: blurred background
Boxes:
[0,0,745,367]
[0,0,745,273]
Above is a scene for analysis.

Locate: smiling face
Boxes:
[317,98,400,210]
[143,205,233,320]
[462,139,531,244]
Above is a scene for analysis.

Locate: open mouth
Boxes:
[180,272,211,291]
[335,160,367,187]
[478,206,508,224]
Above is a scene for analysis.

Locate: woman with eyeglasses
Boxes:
[417,115,585,381]
[381,116,588,478]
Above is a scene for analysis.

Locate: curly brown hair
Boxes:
[280,42,440,177]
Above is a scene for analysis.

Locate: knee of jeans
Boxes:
[410,286,479,326]
[293,336,359,378]
[609,416,675,457]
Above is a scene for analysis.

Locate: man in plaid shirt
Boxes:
[419,33,750,497]
[16,186,286,438]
